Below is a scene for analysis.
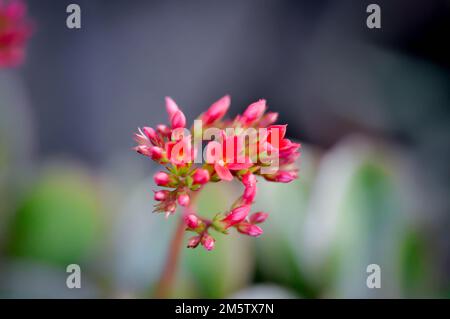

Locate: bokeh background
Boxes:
[1,0,449,298]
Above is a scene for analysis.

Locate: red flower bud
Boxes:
[259,112,278,127]
[201,234,215,251]
[142,126,159,145]
[187,235,201,248]
[165,97,180,121]
[201,95,230,125]
[192,168,210,185]
[275,170,297,183]
[149,146,165,161]
[178,193,190,207]
[242,184,257,204]
[154,171,170,186]
[242,172,257,187]
[184,214,200,229]
[171,110,186,129]
[154,190,169,201]
[249,212,268,224]
[222,205,250,228]
[237,222,263,237]
[241,99,266,125]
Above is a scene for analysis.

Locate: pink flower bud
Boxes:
[154,190,169,201]
[201,95,230,125]
[222,205,250,228]
[241,99,266,125]
[192,168,210,185]
[171,110,186,129]
[165,97,180,121]
[142,127,159,144]
[187,235,201,248]
[149,146,165,161]
[154,171,170,186]
[243,184,257,204]
[184,214,200,229]
[156,124,171,136]
[237,222,263,237]
[275,170,298,183]
[242,172,257,187]
[249,212,268,224]
[135,145,152,157]
[259,112,278,127]
[178,193,190,207]
[201,234,215,251]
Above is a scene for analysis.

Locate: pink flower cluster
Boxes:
[134,95,300,251]
[0,0,32,68]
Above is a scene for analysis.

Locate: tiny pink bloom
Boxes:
[249,212,268,224]
[192,168,210,184]
[184,214,200,229]
[222,205,250,228]
[240,99,267,125]
[0,0,33,68]
[201,234,215,251]
[142,127,159,144]
[166,136,193,165]
[154,190,169,201]
[242,184,257,204]
[266,170,298,183]
[259,112,278,127]
[177,193,190,207]
[242,172,257,187]
[187,235,201,248]
[201,95,230,125]
[148,146,164,161]
[171,110,186,129]
[156,124,171,137]
[154,171,170,186]
[237,222,263,237]
[165,97,180,121]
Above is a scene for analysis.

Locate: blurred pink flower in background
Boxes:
[0,0,33,68]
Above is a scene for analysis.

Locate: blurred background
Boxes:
[1,0,449,298]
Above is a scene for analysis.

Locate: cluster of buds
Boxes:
[134,95,300,251]
[0,0,33,68]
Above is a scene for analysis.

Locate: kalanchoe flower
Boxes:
[187,235,201,248]
[0,0,33,68]
[185,214,200,229]
[237,222,263,237]
[192,168,210,185]
[249,212,269,224]
[220,205,250,229]
[177,193,190,207]
[133,95,300,251]
[154,171,170,186]
[201,234,215,251]
[201,95,230,125]
[154,190,169,201]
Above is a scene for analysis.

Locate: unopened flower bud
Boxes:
[185,214,200,229]
[171,110,186,129]
[259,112,278,127]
[201,95,230,125]
[201,234,215,251]
[242,172,257,187]
[222,205,250,228]
[187,235,201,248]
[142,127,159,145]
[243,184,257,204]
[178,193,190,207]
[275,170,297,183]
[149,146,165,161]
[237,222,263,237]
[165,97,180,120]
[249,212,268,224]
[192,168,210,185]
[157,124,171,136]
[154,190,169,201]
[154,171,170,186]
[241,99,266,125]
